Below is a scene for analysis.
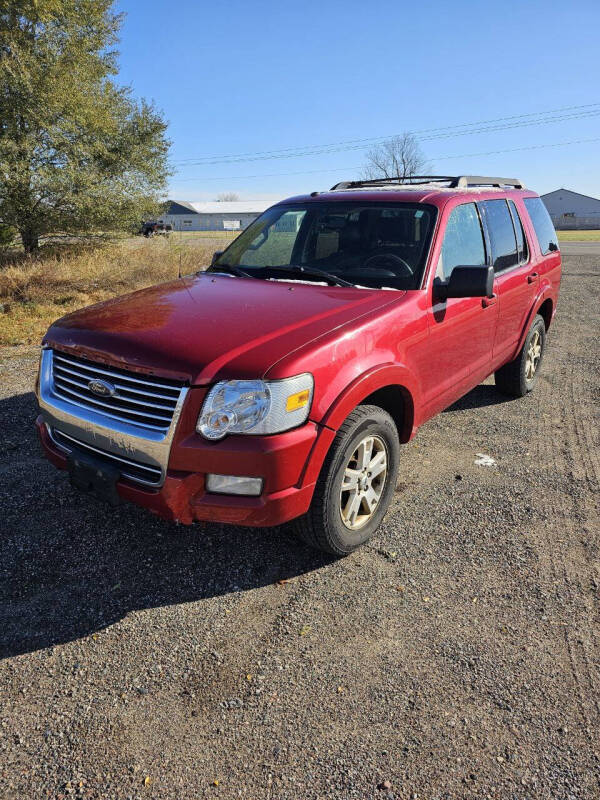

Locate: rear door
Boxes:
[522,196,562,307]
[481,198,538,367]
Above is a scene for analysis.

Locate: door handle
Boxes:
[527,272,539,284]
[482,293,497,308]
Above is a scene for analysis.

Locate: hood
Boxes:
[44,274,402,384]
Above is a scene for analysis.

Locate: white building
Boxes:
[161,200,281,231]
[541,189,600,230]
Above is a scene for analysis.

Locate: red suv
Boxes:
[36,175,561,555]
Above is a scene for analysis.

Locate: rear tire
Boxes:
[495,314,546,398]
[291,405,400,556]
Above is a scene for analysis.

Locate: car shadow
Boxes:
[0,391,333,659]
[1,381,514,658]
[442,383,513,413]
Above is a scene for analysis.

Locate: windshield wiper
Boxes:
[270,264,355,288]
[205,264,255,279]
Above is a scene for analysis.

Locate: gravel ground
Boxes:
[0,254,598,800]
[556,242,600,255]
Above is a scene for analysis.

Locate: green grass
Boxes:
[168,230,239,238]
[556,229,600,241]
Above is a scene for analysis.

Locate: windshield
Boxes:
[212,202,437,290]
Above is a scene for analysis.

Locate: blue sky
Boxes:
[115,0,600,201]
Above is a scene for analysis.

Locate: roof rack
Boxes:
[330,175,526,191]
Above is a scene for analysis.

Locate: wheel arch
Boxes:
[537,297,553,330]
[516,290,555,353]
[359,385,413,443]
[318,364,419,444]
[300,365,418,498]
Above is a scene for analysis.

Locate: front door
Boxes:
[424,201,498,414]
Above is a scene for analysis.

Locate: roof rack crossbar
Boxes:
[455,175,525,189]
[330,176,455,190]
[330,175,526,191]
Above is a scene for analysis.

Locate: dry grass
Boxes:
[556,229,600,241]
[0,233,233,346]
[2,226,595,346]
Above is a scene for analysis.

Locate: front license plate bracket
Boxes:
[67,450,122,506]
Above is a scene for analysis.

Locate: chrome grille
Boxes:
[50,428,162,487]
[51,350,184,432]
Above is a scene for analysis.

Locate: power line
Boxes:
[172,102,600,167]
[173,102,600,163]
[176,111,600,166]
[169,136,600,183]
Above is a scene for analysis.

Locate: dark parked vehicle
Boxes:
[141,221,172,237]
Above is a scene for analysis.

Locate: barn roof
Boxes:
[541,188,600,204]
[168,199,279,215]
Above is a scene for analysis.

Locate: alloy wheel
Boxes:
[525,329,542,380]
[339,434,388,530]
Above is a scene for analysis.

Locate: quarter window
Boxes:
[508,200,528,264]
[437,203,486,280]
[523,197,559,255]
[483,199,518,272]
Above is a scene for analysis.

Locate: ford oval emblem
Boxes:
[87,378,116,398]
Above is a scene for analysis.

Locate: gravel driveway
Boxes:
[1,254,598,800]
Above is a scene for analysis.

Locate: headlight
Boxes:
[197,374,314,440]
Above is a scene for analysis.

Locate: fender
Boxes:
[516,284,555,353]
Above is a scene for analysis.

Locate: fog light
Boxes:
[206,474,263,496]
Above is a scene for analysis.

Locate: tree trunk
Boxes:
[20,229,39,254]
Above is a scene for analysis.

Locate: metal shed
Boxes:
[161,200,279,232]
[541,189,600,230]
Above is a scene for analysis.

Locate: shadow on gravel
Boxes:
[443,383,513,412]
[0,391,333,659]
[1,380,512,658]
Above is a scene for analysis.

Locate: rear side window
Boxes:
[437,202,486,280]
[523,197,559,255]
[508,200,528,263]
[483,199,518,272]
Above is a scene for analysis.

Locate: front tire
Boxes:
[495,314,546,398]
[292,405,400,556]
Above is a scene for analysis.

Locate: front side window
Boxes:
[437,202,486,280]
[241,210,307,267]
[213,202,437,290]
[483,199,518,272]
[523,197,559,255]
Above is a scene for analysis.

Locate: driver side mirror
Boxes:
[436,265,494,301]
[211,251,223,266]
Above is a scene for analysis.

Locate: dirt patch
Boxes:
[0,255,598,799]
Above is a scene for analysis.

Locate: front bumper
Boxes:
[37,416,333,527]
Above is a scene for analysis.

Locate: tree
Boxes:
[0,224,16,250]
[0,0,170,253]
[362,133,430,181]
[215,192,240,202]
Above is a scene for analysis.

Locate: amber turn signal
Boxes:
[286,389,310,412]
